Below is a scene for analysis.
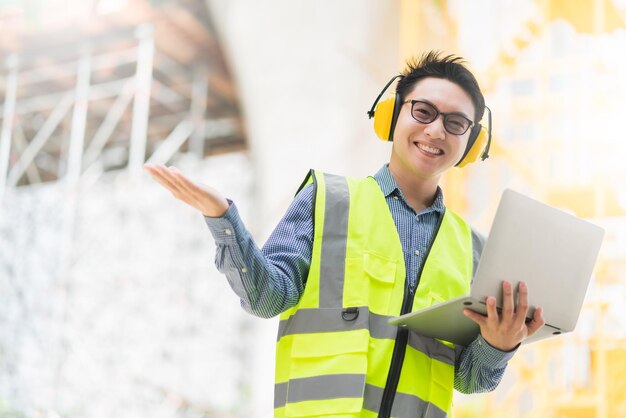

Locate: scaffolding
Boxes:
[0,1,253,416]
[0,0,246,202]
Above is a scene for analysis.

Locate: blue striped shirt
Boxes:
[205,164,516,394]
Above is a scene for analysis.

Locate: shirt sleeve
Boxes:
[453,334,517,393]
[454,227,516,393]
[204,184,315,318]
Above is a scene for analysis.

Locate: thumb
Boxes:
[463,309,487,327]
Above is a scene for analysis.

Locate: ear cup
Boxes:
[368,75,404,141]
[456,124,489,168]
[372,96,396,141]
[372,93,403,141]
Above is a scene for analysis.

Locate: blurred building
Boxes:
[0,0,253,416]
[440,1,626,417]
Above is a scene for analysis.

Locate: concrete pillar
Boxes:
[204,1,401,415]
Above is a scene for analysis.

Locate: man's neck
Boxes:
[388,165,440,213]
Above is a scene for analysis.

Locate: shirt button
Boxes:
[241,267,248,273]
[393,196,399,200]
[415,216,420,222]
[414,250,420,256]
[224,229,232,236]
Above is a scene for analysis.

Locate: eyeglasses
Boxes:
[404,100,474,135]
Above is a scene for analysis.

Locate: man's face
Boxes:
[390,77,475,184]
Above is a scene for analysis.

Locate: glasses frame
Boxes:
[403,100,474,136]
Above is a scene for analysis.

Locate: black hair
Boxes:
[395,51,485,123]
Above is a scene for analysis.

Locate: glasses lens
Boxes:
[444,114,471,135]
[411,101,437,123]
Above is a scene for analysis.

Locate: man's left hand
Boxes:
[463,281,545,352]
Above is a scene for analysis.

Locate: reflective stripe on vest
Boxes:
[274,170,473,417]
[275,377,447,418]
[277,307,456,366]
[319,173,349,308]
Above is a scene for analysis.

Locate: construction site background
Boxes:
[1,0,625,417]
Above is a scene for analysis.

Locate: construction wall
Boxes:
[205,1,406,413]
[206,0,401,237]
[0,153,256,417]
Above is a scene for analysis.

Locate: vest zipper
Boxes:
[378,279,415,418]
[378,210,446,418]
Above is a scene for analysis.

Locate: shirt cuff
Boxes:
[471,334,518,370]
[203,199,244,244]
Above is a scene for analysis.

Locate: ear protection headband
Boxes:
[367,75,492,168]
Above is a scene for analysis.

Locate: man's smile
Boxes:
[414,141,444,156]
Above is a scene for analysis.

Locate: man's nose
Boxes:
[423,115,446,140]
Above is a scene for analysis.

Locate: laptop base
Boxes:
[389,296,564,346]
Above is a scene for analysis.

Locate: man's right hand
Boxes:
[144,163,229,218]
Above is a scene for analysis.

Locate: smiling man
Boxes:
[145,51,544,418]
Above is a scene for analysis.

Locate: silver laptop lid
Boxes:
[470,189,604,331]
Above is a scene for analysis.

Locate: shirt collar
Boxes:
[372,164,446,214]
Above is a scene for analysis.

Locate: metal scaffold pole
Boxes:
[0,54,18,204]
[128,23,154,178]
[66,48,92,187]
[190,65,209,158]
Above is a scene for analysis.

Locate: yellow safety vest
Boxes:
[274,171,474,418]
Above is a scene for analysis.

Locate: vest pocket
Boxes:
[285,308,370,416]
[363,252,398,313]
[426,338,455,414]
[428,355,455,414]
[428,290,446,307]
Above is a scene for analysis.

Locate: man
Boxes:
[145,51,545,417]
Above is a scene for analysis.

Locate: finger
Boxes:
[145,162,168,175]
[514,281,530,328]
[526,307,546,337]
[164,166,192,192]
[144,163,163,179]
[463,309,487,327]
[147,164,181,193]
[500,281,514,320]
[167,166,209,208]
[485,296,499,324]
[168,166,204,197]
[149,166,197,206]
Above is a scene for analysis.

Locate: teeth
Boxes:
[417,142,443,155]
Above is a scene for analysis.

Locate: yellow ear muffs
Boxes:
[456,125,488,167]
[367,75,404,141]
[372,95,398,141]
[456,106,492,168]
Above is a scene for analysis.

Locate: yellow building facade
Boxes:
[398,1,626,416]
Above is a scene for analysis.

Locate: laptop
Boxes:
[389,189,605,346]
